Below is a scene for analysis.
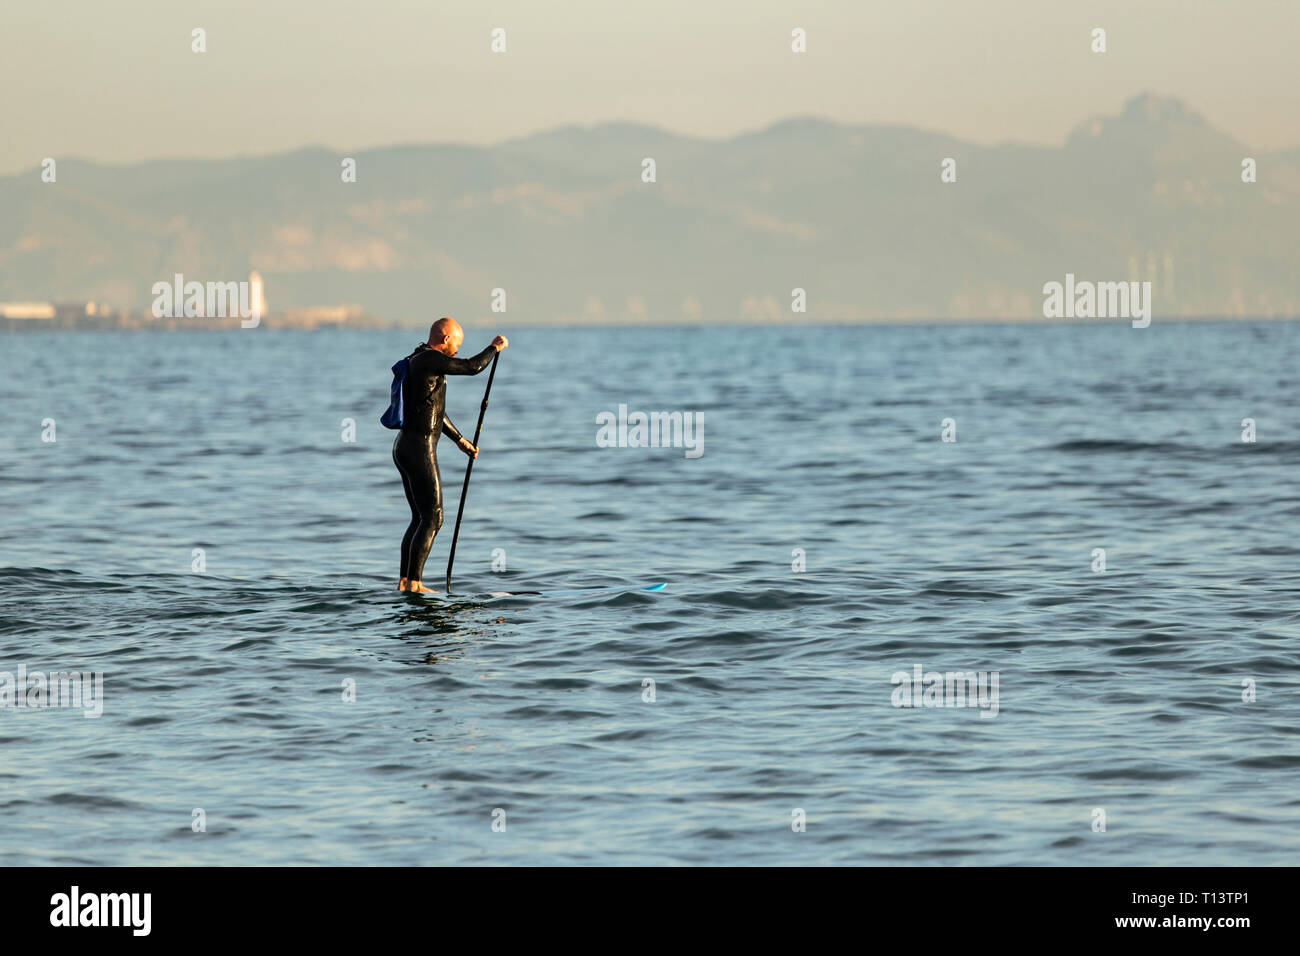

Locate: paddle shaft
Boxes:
[444,349,500,593]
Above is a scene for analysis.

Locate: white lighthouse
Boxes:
[249,270,266,322]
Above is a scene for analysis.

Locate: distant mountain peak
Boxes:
[1118,92,1204,126]
[1068,93,1214,146]
[759,116,842,134]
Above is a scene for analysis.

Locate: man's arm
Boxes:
[440,414,464,445]
[434,335,508,375]
[439,345,496,375]
[441,413,478,458]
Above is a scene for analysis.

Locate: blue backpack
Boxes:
[380,354,412,429]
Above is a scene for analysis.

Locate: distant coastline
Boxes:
[0,303,398,332]
[4,96,1296,326]
[3,309,1296,332]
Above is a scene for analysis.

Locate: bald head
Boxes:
[428,317,464,355]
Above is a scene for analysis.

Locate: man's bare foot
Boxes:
[406,581,438,594]
[398,578,409,591]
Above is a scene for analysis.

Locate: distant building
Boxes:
[279,305,367,328]
[55,302,111,322]
[249,270,266,319]
[0,302,56,320]
[0,301,123,329]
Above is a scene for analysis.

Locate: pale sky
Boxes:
[2,0,1297,175]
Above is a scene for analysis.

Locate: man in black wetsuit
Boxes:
[394,317,508,593]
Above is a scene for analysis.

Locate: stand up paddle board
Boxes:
[486,582,667,598]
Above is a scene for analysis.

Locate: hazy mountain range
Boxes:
[1,93,1296,324]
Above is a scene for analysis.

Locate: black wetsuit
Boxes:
[393,343,497,581]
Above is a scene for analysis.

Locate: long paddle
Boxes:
[445,349,500,594]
